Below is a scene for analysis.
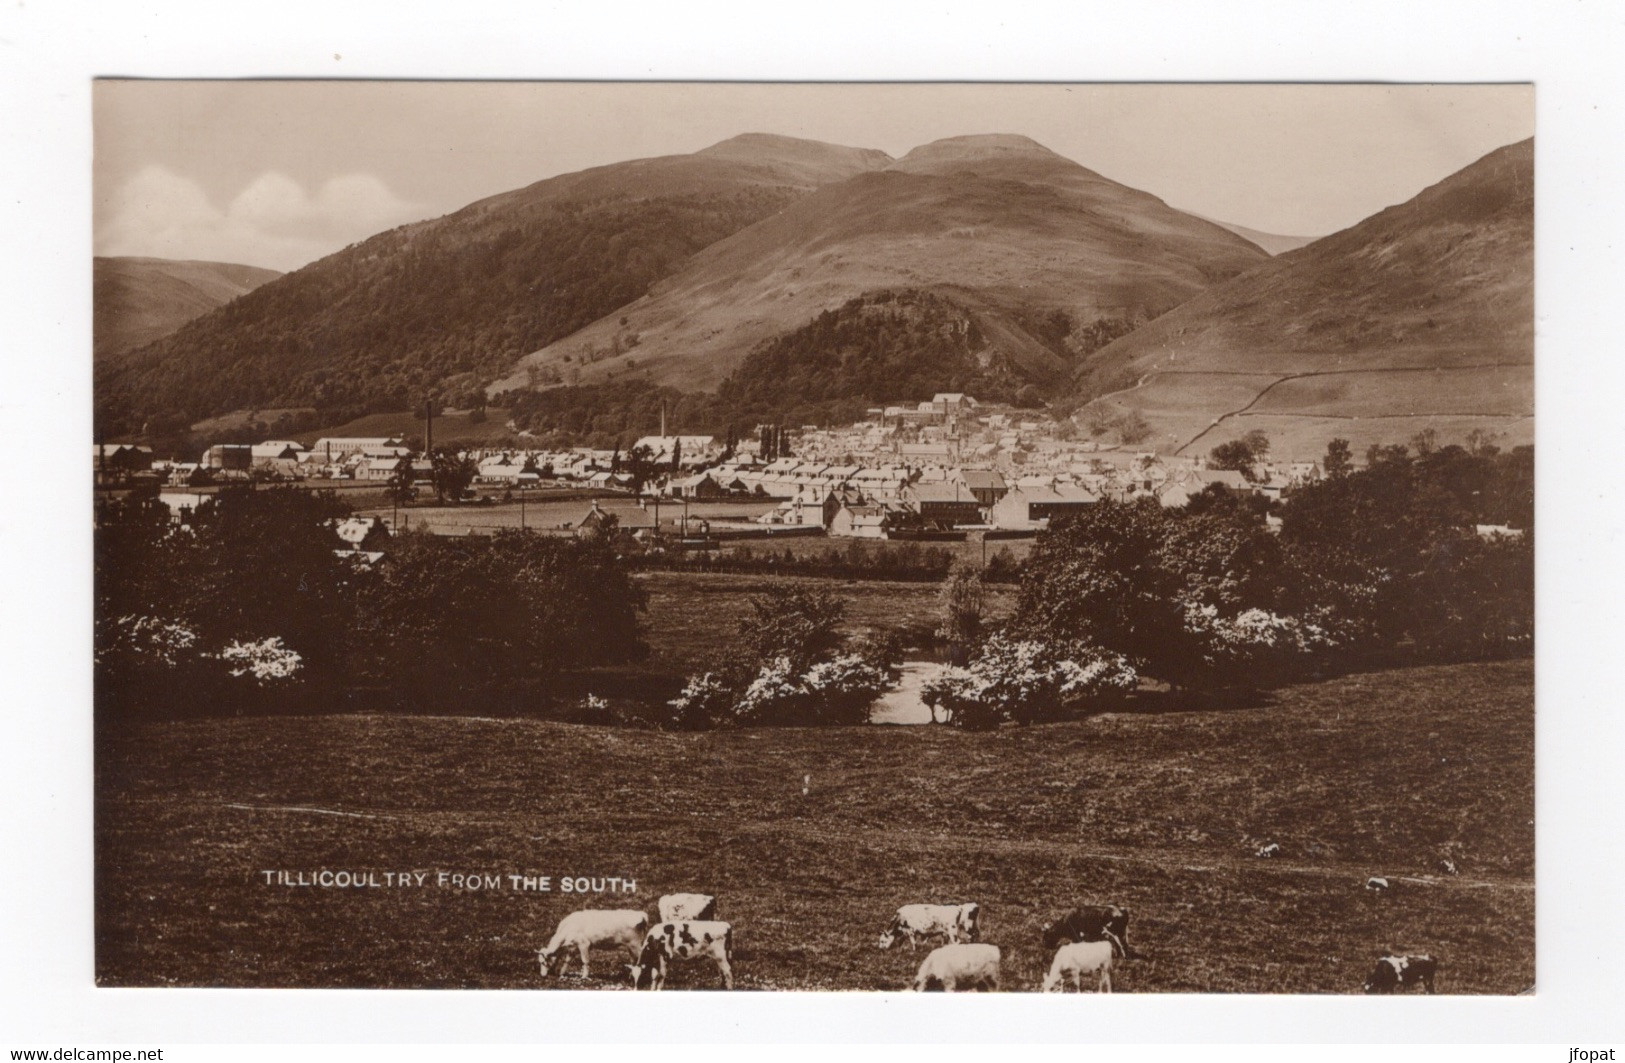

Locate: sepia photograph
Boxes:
[89,81,1535,996]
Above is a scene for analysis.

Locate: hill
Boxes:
[1074,138,1534,457]
[94,257,281,361]
[96,654,1531,991]
[93,134,893,437]
[493,134,1270,394]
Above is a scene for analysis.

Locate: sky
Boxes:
[94,81,1534,272]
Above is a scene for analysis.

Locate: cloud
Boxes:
[97,165,427,272]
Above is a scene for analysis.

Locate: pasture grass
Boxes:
[96,658,1532,993]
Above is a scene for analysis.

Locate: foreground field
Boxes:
[95,659,1533,992]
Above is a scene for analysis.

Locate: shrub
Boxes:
[219,636,304,685]
[922,634,1137,730]
[665,673,736,731]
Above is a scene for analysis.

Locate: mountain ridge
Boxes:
[492,133,1270,394]
[95,135,890,436]
[1073,137,1533,457]
[94,256,282,362]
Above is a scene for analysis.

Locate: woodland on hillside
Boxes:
[95,188,800,437]
[500,290,1116,445]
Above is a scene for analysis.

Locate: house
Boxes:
[1196,468,1252,493]
[988,484,1099,531]
[829,501,919,539]
[93,443,154,476]
[310,436,405,462]
[931,393,978,417]
[201,443,253,471]
[573,500,656,537]
[958,469,1008,507]
[904,481,983,527]
[156,491,209,524]
[633,435,719,469]
[252,440,308,462]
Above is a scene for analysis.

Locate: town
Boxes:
[94,393,1350,548]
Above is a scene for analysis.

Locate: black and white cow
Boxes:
[657,892,718,922]
[537,909,649,980]
[877,903,981,950]
[1040,904,1134,958]
[628,920,735,990]
[1363,953,1439,994]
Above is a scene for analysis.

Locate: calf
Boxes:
[1040,904,1133,958]
[911,942,1001,992]
[1363,953,1439,994]
[657,892,718,922]
[538,909,649,980]
[878,903,981,950]
[628,920,735,990]
[1041,940,1115,993]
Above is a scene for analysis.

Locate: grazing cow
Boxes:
[1363,953,1439,994]
[911,943,1001,992]
[538,909,649,980]
[658,892,719,922]
[1256,842,1282,858]
[1040,904,1133,958]
[877,903,981,950]
[628,920,734,990]
[1365,877,1391,891]
[1042,940,1115,993]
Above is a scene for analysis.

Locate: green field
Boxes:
[95,657,1533,993]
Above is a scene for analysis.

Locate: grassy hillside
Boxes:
[94,135,892,437]
[96,658,1531,992]
[496,134,1269,394]
[94,256,281,360]
[1074,138,1534,457]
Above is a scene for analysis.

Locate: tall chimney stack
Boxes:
[424,398,434,454]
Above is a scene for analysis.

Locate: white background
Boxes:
[1,0,1621,1049]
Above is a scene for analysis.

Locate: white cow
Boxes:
[1042,940,1115,993]
[628,920,735,990]
[877,903,981,950]
[538,909,649,980]
[658,892,718,922]
[911,943,1001,992]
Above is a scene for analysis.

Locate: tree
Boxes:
[349,530,647,698]
[1015,499,1299,691]
[95,487,355,717]
[1209,430,1270,481]
[624,444,657,494]
[430,445,479,503]
[1279,444,1534,658]
[669,437,682,472]
[739,589,846,674]
[1366,442,1410,466]
[937,561,985,662]
[1465,428,1501,458]
[1323,438,1353,479]
[386,455,416,505]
